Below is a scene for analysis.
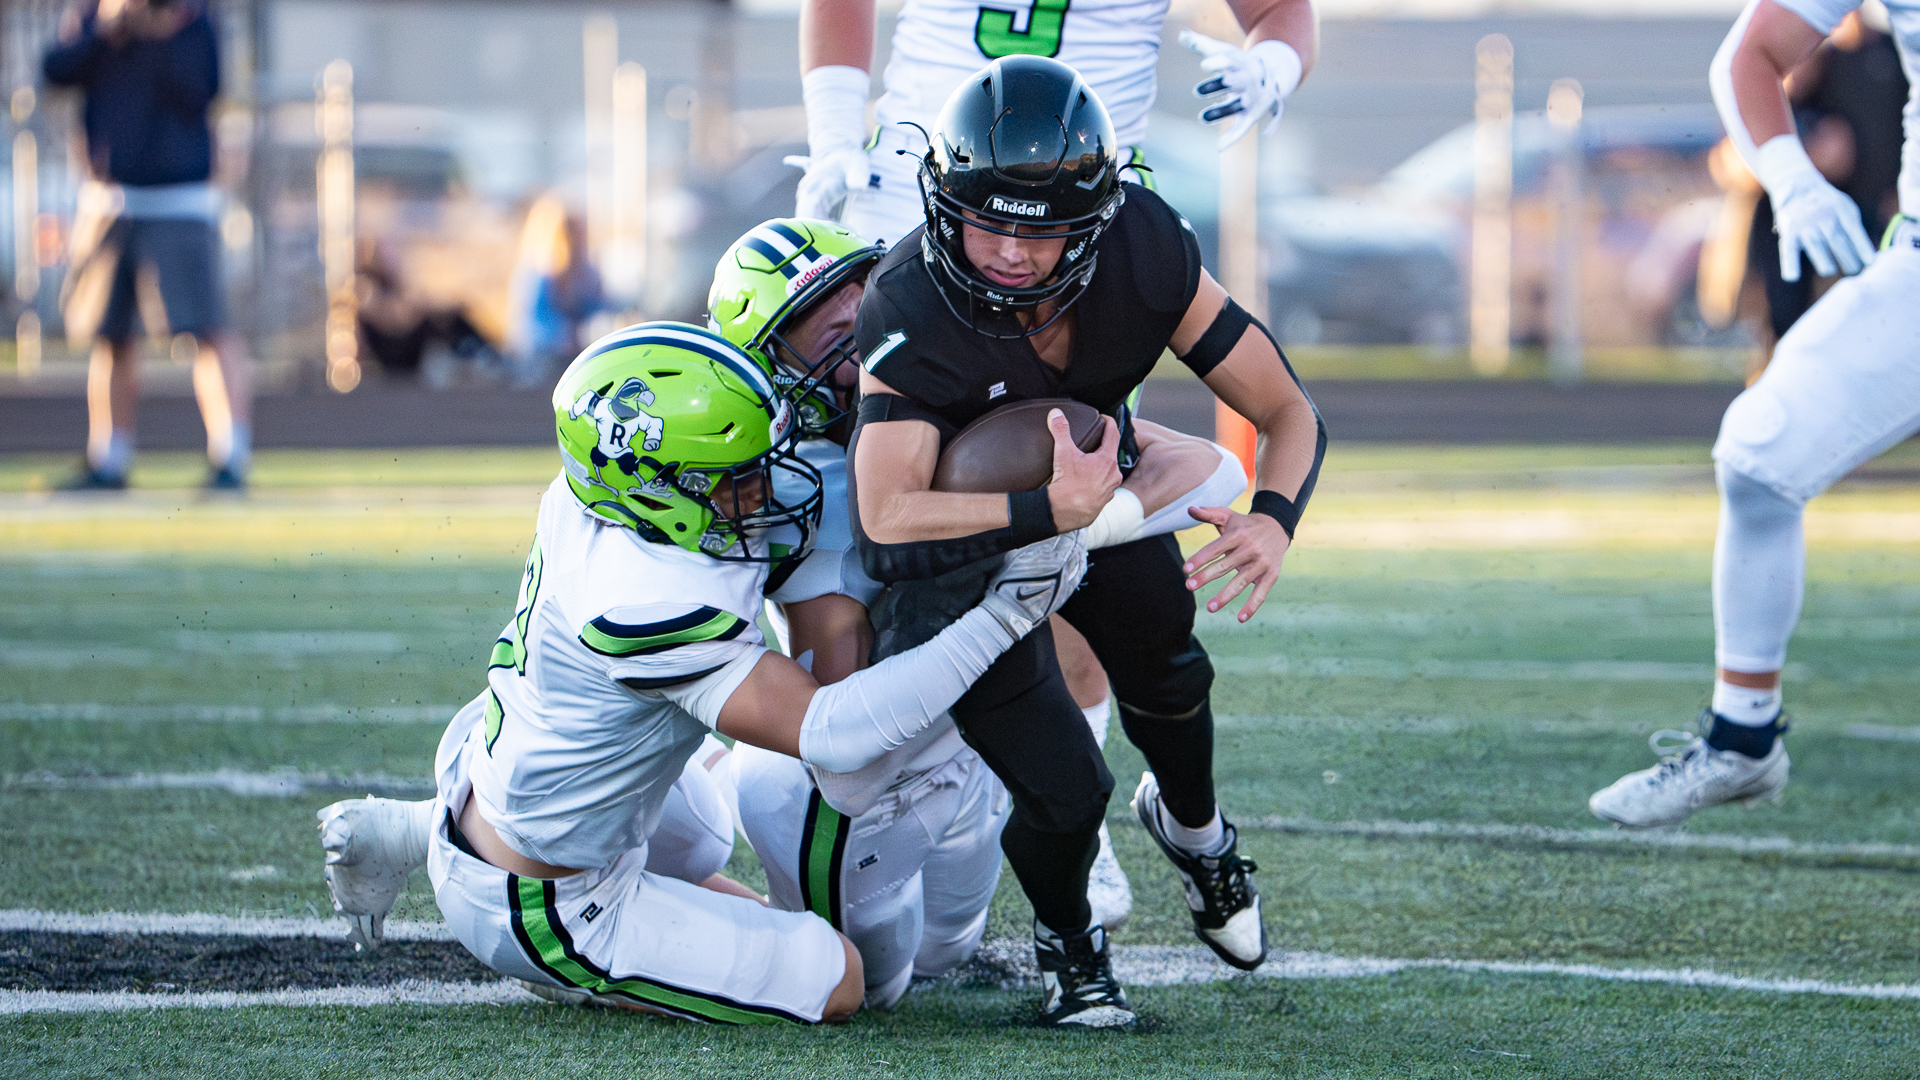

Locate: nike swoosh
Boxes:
[1016,585,1052,601]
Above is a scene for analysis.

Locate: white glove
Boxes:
[1754,134,1876,281]
[785,146,872,220]
[977,531,1088,639]
[788,65,873,221]
[1179,31,1303,149]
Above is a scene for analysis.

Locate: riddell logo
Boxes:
[988,195,1048,218]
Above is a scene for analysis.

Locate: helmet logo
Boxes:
[987,195,1048,218]
[769,399,796,444]
[787,253,838,296]
[569,376,665,460]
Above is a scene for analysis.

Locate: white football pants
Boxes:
[732,742,1008,1009]
[1710,216,1920,672]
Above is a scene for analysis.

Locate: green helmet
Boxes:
[553,321,821,564]
[708,218,884,439]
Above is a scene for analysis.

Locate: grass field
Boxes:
[4,443,1920,1077]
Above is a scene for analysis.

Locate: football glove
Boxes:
[979,531,1088,639]
[1180,31,1303,149]
[1754,134,1875,281]
[789,64,873,220]
[785,146,872,220]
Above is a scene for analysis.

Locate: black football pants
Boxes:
[948,533,1218,936]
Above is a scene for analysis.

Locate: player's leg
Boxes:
[67,222,142,490]
[733,741,932,1009]
[1051,616,1131,930]
[643,742,740,887]
[1591,225,1920,826]
[913,751,1010,979]
[1061,534,1268,971]
[144,217,250,488]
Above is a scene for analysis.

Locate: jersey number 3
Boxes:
[975,0,1069,59]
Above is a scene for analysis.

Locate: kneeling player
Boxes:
[706,218,1250,1006]
[319,322,1085,1023]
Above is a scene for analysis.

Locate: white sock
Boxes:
[1159,798,1228,857]
[1712,679,1781,726]
[1081,697,1110,749]
[93,428,135,478]
[403,798,434,866]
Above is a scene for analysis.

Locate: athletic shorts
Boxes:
[1713,216,1920,502]
[95,217,227,341]
[429,735,846,1024]
[732,742,1005,1005]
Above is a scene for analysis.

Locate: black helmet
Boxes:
[916,55,1124,338]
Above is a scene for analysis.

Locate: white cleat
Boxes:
[316,796,433,951]
[1087,822,1132,931]
[1130,772,1267,971]
[1589,729,1789,829]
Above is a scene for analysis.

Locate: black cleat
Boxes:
[1033,919,1134,1028]
[203,465,247,493]
[56,464,127,492]
[1132,771,1268,971]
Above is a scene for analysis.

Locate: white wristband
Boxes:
[1752,134,1824,201]
[1084,489,1145,550]
[802,65,872,159]
[1250,39,1303,99]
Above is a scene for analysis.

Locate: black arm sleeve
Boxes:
[849,394,1053,583]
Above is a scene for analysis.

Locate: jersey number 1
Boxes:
[975,0,1070,59]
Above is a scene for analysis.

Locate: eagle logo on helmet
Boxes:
[568,376,665,464]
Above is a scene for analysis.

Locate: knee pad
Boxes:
[1718,462,1805,528]
[1109,642,1214,719]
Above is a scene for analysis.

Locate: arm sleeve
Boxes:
[1710,0,1856,167]
[1135,443,1248,541]
[796,606,1016,773]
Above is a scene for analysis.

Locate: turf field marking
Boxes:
[0,909,455,940]
[0,703,460,724]
[3,770,433,797]
[1248,816,1920,862]
[1212,656,1714,681]
[173,631,406,655]
[1847,724,1920,743]
[0,979,540,1015]
[0,643,156,668]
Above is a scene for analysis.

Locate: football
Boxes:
[930,398,1108,493]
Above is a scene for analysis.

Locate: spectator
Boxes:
[355,238,501,383]
[44,0,251,491]
[504,194,608,387]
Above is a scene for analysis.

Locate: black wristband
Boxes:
[1249,489,1301,538]
[1007,487,1057,545]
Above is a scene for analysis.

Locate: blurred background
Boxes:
[0,0,1889,450]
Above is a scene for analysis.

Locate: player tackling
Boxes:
[1590,0,1919,827]
[317,322,1087,1023]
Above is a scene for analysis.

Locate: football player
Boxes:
[1589,0,1919,827]
[707,218,1249,1007]
[317,321,1088,1023]
[788,0,1318,925]
[848,59,1327,1026]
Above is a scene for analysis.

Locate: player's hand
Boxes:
[1182,504,1291,622]
[1045,410,1121,532]
[981,531,1088,638]
[1754,135,1876,281]
[784,146,871,221]
[1771,176,1876,280]
[1179,31,1302,149]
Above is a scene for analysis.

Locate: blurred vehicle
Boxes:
[1263,103,1737,348]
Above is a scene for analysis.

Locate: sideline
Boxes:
[1247,816,1920,862]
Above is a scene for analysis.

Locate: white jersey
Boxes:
[1775,0,1920,216]
[878,0,1171,150]
[462,476,771,871]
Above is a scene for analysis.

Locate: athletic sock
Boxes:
[1705,710,1787,759]
[1001,813,1098,936]
[93,428,135,479]
[224,422,252,476]
[1117,699,1215,828]
[1081,697,1110,750]
[1159,799,1229,857]
[1712,679,1781,725]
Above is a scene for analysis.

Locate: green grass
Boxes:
[3,443,1919,1076]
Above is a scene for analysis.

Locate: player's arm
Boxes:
[1173,270,1325,622]
[1182,0,1318,147]
[851,384,1120,579]
[1710,0,1874,278]
[790,0,877,219]
[1083,420,1248,550]
[694,534,1085,769]
[1227,0,1319,76]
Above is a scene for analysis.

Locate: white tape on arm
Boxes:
[1084,489,1145,550]
[802,65,871,160]
[797,607,1015,773]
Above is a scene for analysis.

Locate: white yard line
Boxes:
[0,979,539,1015]
[1846,724,1920,743]
[4,770,433,797]
[0,703,460,724]
[1248,816,1920,861]
[4,916,1918,1013]
[1211,656,1716,681]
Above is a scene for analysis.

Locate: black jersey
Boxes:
[854,183,1203,443]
